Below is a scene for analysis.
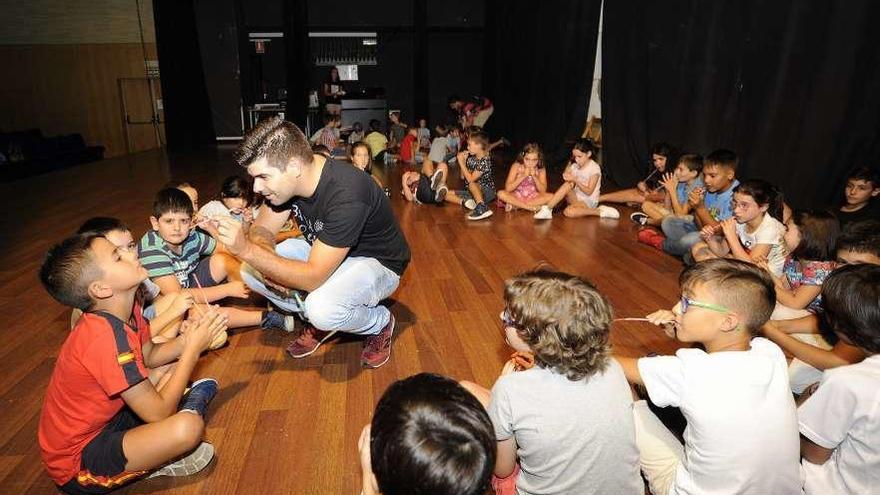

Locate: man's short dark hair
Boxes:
[704,149,739,172]
[236,117,313,170]
[371,373,495,495]
[39,233,105,311]
[680,258,776,334]
[153,187,194,218]
[77,217,129,236]
[823,264,880,353]
[837,220,880,258]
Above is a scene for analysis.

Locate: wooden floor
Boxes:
[0,148,686,494]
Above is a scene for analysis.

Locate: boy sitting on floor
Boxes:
[616,258,802,495]
[797,264,880,495]
[38,232,227,493]
[139,187,292,332]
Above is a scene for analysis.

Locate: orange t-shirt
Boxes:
[38,307,150,485]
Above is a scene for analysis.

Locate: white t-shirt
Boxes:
[570,159,601,206]
[798,354,880,495]
[638,338,803,495]
[427,136,449,163]
[736,213,787,276]
[488,362,643,495]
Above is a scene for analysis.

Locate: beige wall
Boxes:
[0,0,163,157]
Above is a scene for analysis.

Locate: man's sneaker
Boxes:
[435,185,448,203]
[430,168,445,190]
[361,314,396,368]
[286,325,338,358]
[467,202,493,220]
[179,378,219,417]
[260,310,297,333]
[463,198,477,210]
[630,212,649,225]
[533,205,553,220]
[147,442,215,479]
[598,205,621,219]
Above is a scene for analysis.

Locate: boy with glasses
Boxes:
[615,259,803,495]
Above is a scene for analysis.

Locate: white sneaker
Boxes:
[598,205,620,219]
[147,442,215,479]
[533,205,553,220]
[463,199,477,210]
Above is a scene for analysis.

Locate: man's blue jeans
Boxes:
[661,216,701,257]
[240,238,400,336]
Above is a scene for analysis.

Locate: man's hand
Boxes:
[216,216,249,256]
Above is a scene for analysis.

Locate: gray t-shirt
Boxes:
[488,362,642,495]
[427,136,448,163]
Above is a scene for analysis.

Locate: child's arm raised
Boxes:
[401,173,416,202]
[773,279,821,309]
[763,324,864,371]
[503,163,526,192]
[573,173,600,196]
[124,310,227,422]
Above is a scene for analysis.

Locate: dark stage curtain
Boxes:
[283,0,310,128]
[483,0,602,165]
[602,0,880,208]
[153,0,216,150]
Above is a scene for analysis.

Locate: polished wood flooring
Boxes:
[0,148,685,494]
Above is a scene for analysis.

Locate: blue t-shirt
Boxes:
[676,176,705,205]
[704,179,739,221]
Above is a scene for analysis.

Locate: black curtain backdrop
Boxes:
[283,0,310,128]
[483,0,602,166]
[603,0,880,208]
[153,0,216,150]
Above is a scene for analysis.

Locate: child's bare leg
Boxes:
[122,413,205,471]
[598,188,646,204]
[445,190,468,206]
[497,190,539,211]
[421,160,435,177]
[209,252,239,283]
[194,304,262,329]
[691,241,717,262]
[467,182,485,204]
[459,380,491,409]
[526,192,554,208]
[562,194,600,218]
[546,182,575,209]
[641,200,668,226]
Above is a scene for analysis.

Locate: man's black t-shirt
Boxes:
[287,159,410,275]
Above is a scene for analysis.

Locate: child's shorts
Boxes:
[415,174,441,205]
[456,185,497,204]
[186,257,218,288]
[59,408,147,494]
[573,190,599,209]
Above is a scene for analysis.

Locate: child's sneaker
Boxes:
[637,228,666,251]
[463,199,477,210]
[533,205,553,220]
[260,310,297,333]
[179,378,219,417]
[630,212,649,225]
[598,205,620,219]
[361,314,396,368]
[467,202,493,220]
[435,185,448,203]
[286,325,338,358]
[147,442,215,479]
[430,168,445,190]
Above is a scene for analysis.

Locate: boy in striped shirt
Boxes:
[139,188,293,332]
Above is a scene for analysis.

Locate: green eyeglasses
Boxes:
[680,296,729,314]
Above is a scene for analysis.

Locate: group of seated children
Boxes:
[38,175,302,493]
[361,258,878,495]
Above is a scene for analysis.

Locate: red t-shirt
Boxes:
[400,134,417,162]
[39,307,151,485]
